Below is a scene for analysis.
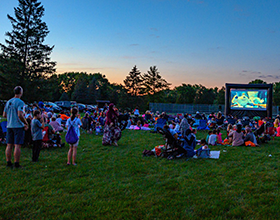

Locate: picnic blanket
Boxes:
[193,151,220,159]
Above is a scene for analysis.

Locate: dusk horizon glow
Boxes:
[1,0,280,89]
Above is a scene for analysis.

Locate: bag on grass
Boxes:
[245,141,256,147]
[65,119,78,144]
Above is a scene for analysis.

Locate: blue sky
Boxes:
[1,0,280,88]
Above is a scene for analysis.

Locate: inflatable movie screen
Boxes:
[230,89,267,110]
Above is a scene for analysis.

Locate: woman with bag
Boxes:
[102,103,121,146]
[66,108,82,165]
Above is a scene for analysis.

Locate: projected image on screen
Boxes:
[230,89,267,110]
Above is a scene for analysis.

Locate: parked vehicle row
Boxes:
[49,101,97,113]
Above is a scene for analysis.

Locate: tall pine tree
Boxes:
[0,0,56,101]
[124,65,143,96]
[142,66,171,96]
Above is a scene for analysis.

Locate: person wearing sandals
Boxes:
[66,108,82,165]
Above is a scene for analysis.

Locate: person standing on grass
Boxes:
[179,114,190,137]
[102,103,121,146]
[66,108,82,166]
[31,110,45,162]
[3,86,28,168]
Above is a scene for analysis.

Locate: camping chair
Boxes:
[265,124,275,140]
[197,120,209,130]
[0,121,7,143]
[227,118,236,125]
[192,119,200,127]
[152,118,166,133]
[0,125,5,144]
[42,126,57,148]
[1,121,7,134]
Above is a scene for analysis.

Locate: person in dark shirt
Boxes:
[194,111,202,119]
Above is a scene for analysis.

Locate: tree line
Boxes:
[1,0,280,112]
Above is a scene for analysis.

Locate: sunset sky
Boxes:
[1,0,280,88]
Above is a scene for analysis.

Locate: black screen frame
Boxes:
[225,83,273,118]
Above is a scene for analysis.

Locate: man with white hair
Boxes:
[3,86,28,168]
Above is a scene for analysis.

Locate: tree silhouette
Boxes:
[124,65,143,96]
[0,0,56,101]
[249,79,267,84]
[142,66,171,96]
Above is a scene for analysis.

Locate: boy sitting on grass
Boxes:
[208,130,217,146]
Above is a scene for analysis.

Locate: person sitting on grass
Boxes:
[206,130,212,144]
[216,112,225,126]
[208,130,217,146]
[274,118,280,133]
[56,114,62,126]
[244,126,258,145]
[179,114,190,137]
[95,122,103,135]
[49,117,63,132]
[207,117,217,129]
[228,124,244,146]
[163,124,178,139]
[198,139,209,150]
[216,129,223,144]
[183,129,196,151]
[174,122,180,133]
[136,120,142,129]
[276,125,280,137]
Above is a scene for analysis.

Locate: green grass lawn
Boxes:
[0,130,279,219]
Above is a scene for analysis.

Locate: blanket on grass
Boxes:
[193,151,220,159]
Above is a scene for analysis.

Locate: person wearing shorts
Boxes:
[66,108,82,166]
[3,86,28,168]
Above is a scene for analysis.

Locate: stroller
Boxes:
[42,126,63,148]
[157,127,186,159]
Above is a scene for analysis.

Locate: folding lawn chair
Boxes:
[197,120,209,130]
[1,121,7,134]
[0,121,7,143]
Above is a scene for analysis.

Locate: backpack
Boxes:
[65,118,79,144]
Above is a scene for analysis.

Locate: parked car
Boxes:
[86,105,95,112]
[55,101,71,110]
[44,102,62,113]
[77,103,86,112]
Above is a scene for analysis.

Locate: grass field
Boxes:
[0,129,279,219]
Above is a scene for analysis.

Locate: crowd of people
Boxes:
[1,86,124,168]
[2,86,280,167]
[142,110,279,159]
